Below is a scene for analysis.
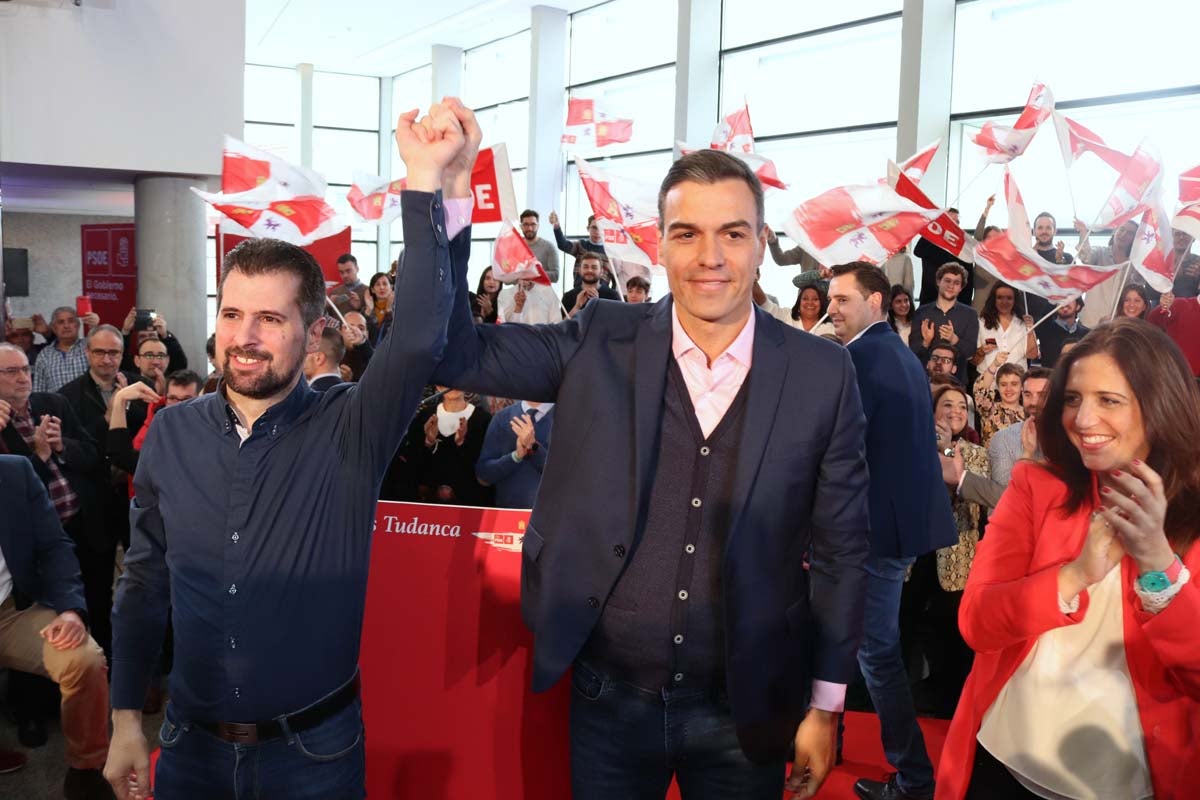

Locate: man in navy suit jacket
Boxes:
[827,263,958,800]
[0,454,112,797]
[434,134,870,799]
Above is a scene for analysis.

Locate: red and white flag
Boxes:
[561,97,635,149]
[575,156,660,270]
[888,162,975,262]
[1172,202,1200,242]
[347,174,408,224]
[1178,164,1200,205]
[1130,201,1176,293]
[221,136,326,196]
[194,187,345,246]
[1052,113,1130,173]
[1093,142,1162,229]
[781,183,944,267]
[491,223,552,285]
[973,168,1122,303]
[894,140,941,183]
[703,102,787,189]
[971,83,1054,164]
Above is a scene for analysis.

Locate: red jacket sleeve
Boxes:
[1134,550,1200,700]
[959,462,1089,653]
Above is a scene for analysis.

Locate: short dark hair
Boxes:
[219,239,326,328]
[206,333,216,359]
[579,251,609,269]
[935,262,966,284]
[930,339,956,356]
[830,262,891,307]
[336,253,357,266]
[520,209,539,222]
[1034,212,1056,228]
[995,362,1026,384]
[587,215,597,227]
[317,327,346,365]
[1023,366,1052,385]
[165,369,203,394]
[658,150,764,232]
[626,275,650,292]
[947,207,959,215]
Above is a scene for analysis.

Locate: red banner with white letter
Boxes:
[216,226,351,289]
[80,224,137,326]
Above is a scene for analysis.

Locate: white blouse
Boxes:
[977,315,1030,372]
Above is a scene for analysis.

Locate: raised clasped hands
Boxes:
[394,97,481,196]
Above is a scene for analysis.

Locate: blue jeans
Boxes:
[569,660,784,800]
[154,698,365,800]
[858,556,934,794]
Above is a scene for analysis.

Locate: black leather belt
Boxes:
[195,674,360,745]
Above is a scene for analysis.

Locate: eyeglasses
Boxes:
[0,365,32,377]
[929,356,955,365]
[139,353,169,361]
[89,349,123,359]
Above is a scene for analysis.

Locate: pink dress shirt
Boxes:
[670,306,845,713]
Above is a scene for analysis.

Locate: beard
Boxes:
[222,345,304,400]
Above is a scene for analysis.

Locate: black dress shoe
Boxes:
[854,773,934,800]
[63,767,117,800]
[17,717,47,748]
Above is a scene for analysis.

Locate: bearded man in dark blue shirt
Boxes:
[103,102,479,800]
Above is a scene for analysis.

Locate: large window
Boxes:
[463,31,531,110]
[721,0,900,50]
[568,0,677,85]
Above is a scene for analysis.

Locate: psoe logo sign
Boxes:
[377,514,461,538]
[473,519,526,552]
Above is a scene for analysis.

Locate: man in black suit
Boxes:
[0,454,113,799]
[303,328,347,391]
[434,124,869,799]
[0,343,109,657]
[827,263,958,800]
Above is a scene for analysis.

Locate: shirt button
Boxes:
[587,596,600,608]
[233,687,241,698]
[231,532,240,543]
[678,589,689,600]
[271,425,278,436]
[229,636,237,649]
[691,498,702,508]
[673,634,684,644]
[673,673,683,683]
[699,446,710,456]
[613,544,626,558]
[685,544,695,554]
[228,584,237,596]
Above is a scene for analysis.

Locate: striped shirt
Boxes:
[32,340,89,393]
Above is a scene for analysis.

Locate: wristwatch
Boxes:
[1136,555,1183,593]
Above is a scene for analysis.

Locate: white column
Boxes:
[298,62,314,169]
[527,5,568,215]
[378,75,394,275]
[431,45,463,106]
[134,176,208,371]
[897,0,955,205]
[674,0,722,158]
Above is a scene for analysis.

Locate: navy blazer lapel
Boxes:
[631,298,673,525]
[725,308,789,552]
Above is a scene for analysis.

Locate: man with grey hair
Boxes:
[32,306,93,393]
[434,141,870,799]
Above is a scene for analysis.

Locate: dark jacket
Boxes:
[846,322,957,558]
[434,227,871,764]
[0,455,88,621]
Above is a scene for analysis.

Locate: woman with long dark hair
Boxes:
[939,318,1200,799]
[471,267,501,324]
[366,271,394,344]
[888,284,914,341]
[973,282,1038,374]
[1115,284,1150,320]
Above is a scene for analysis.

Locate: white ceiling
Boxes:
[245,0,595,77]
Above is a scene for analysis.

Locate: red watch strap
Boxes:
[1164,555,1184,584]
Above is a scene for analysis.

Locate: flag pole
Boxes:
[1107,262,1132,321]
[1029,302,1071,332]
[946,164,991,213]
[324,295,349,327]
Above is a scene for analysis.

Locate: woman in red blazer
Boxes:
[938,318,1200,800]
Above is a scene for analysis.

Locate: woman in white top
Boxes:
[887,284,914,342]
[760,283,835,337]
[972,282,1038,374]
[497,279,562,324]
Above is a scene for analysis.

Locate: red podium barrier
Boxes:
[360,501,571,799]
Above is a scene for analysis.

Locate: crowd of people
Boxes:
[0,96,1197,800]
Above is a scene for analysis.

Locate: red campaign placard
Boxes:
[216,225,352,290]
[80,224,137,327]
[360,501,571,799]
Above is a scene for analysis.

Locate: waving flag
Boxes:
[1179,164,1200,205]
[347,174,408,224]
[221,136,326,197]
[1130,202,1176,293]
[702,102,787,189]
[562,97,634,149]
[1093,142,1162,229]
[894,139,941,183]
[575,156,660,268]
[971,83,1054,164]
[973,168,1122,303]
[1052,114,1131,173]
[781,183,943,267]
[491,223,552,285]
[194,186,344,246]
[889,162,975,262]
[1173,202,1200,241]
